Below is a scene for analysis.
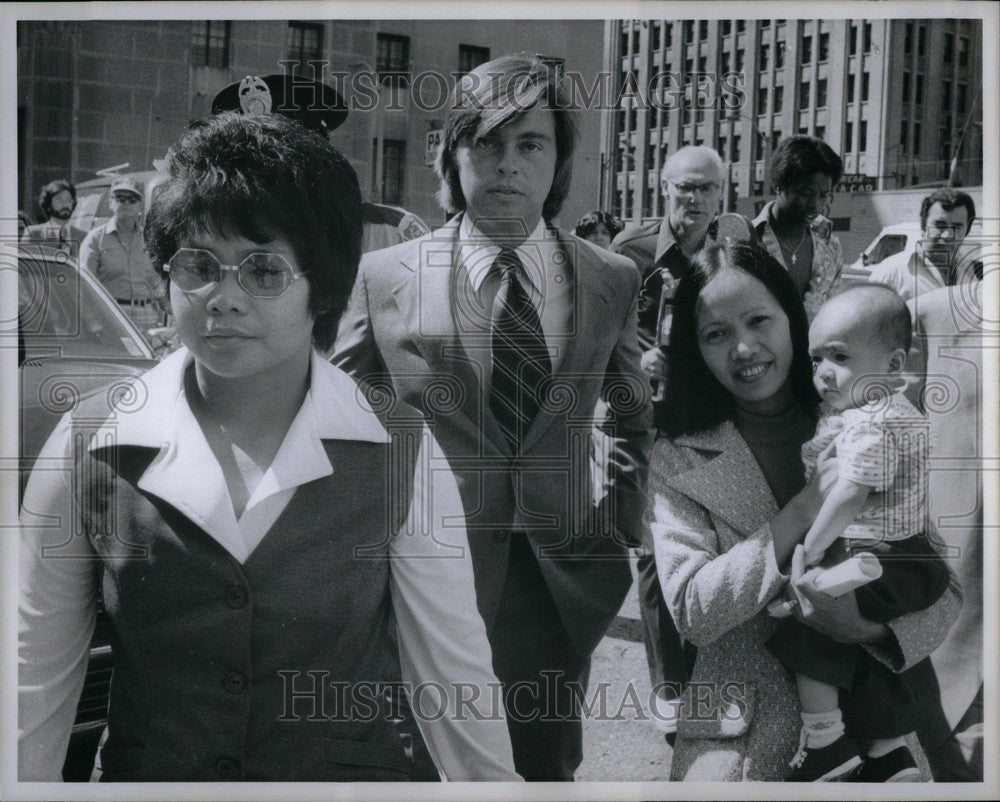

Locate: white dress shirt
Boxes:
[19,347,519,782]
[457,216,574,385]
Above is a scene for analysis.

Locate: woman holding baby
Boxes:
[647,241,960,782]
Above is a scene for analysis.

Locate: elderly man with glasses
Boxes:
[750,134,845,321]
[80,177,166,334]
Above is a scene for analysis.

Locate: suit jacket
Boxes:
[649,421,961,780]
[332,216,653,658]
[20,221,88,253]
[903,284,984,741]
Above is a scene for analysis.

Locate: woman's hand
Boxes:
[788,545,889,645]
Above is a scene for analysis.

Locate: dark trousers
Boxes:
[490,535,590,781]
[767,534,950,740]
[637,548,696,705]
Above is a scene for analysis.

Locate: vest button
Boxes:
[216,757,239,779]
[493,530,508,543]
[224,671,247,694]
[226,586,247,608]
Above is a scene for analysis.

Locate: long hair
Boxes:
[144,112,362,350]
[38,179,76,219]
[435,53,578,222]
[658,242,819,437]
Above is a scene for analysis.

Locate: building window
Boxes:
[959,36,969,67]
[664,23,672,48]
[761,19,771,28]
[759,43,769,71]
[773,85,783,112]
[816,79,827,108]
[458,44,490,75]
[376,33,410,85]
[938,126,952,162]
[287,21,324,68]
[698,55,707,73]
[861,71,869,102]
[845,121,854,151]
[721,51,731,74]
[863,23,872,53]
[849,24,858,56]
[847,74,856,103]
[684,58,693,77]
[718,135,728,159]
[699,20,708,40]
[802,35,812,64]
[957,82,967,113]
[757,86,768,112]
[944,33,954,63]
[736,20,746,33]
[684,21,694,44]
[941,81,952,111]
[900,120,908,149]
[815,125,825,142]
[770,130,782,154]
[651,23,661,51]
[913,122,921,154]
[799,80,810,109]
[819,32,829,62]
[191,21,231,68]
[918,26,927,56]
[775,40,786,68]
[902,72,911,103]
[722,20,732,36]
[755,130,767,160]
[859,120,867,151]
[904,23,913,54]
[374,138,406,204]
[733,134,742,160]
[735,49,744,72]
[915,74,924,105]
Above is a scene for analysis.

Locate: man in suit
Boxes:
[903,283,984,780]
[20,179,88,254]
[333,53,653,780]
[610,145,726,743]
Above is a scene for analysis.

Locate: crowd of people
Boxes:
[18,51,984,785]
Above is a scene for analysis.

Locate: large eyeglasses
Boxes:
[165,248,304,298]
[669,181,720,197]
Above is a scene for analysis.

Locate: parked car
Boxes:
[844,219,985,281]
[68,168,167,233]
[17,245,157,780]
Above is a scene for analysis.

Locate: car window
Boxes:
[870,234,908,265]
[18,251,153,360]
[69,188,108,232]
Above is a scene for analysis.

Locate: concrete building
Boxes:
[17,19,605,229]
[600,17,984,256]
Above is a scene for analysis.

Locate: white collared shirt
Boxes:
[457,215,573,373]
[19,348,518,781]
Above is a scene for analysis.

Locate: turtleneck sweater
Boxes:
[733,403,818,508]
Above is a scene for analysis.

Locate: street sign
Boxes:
[425,129,442,166]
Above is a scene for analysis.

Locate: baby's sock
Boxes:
[800,709,845,749]
[867,736,907,758]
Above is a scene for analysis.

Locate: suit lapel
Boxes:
[390,218,510,453]
[520,231,610,454]
[666,421,779,537]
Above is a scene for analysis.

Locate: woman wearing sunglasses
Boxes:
[19,112,518,782]
[750,135,845,321]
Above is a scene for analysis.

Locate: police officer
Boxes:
[211,74,429,254]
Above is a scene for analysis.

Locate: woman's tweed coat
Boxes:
[648,420,961,781]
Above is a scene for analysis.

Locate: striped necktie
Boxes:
[489,248,552,452]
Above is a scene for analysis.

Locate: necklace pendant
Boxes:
[791,254,797,264]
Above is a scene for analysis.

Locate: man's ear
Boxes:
[887,347,908,374]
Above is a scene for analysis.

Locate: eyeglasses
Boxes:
[165,248,304,298]
[669,181,720,197]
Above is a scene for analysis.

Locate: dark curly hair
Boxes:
[574,210,624,241]
[38,179,76,219]
[769,135,844,191]
[144,112,362,350]
[658,242,820,437]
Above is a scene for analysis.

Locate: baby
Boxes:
[767,284,950,782]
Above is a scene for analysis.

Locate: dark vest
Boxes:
[75,404,419,781]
